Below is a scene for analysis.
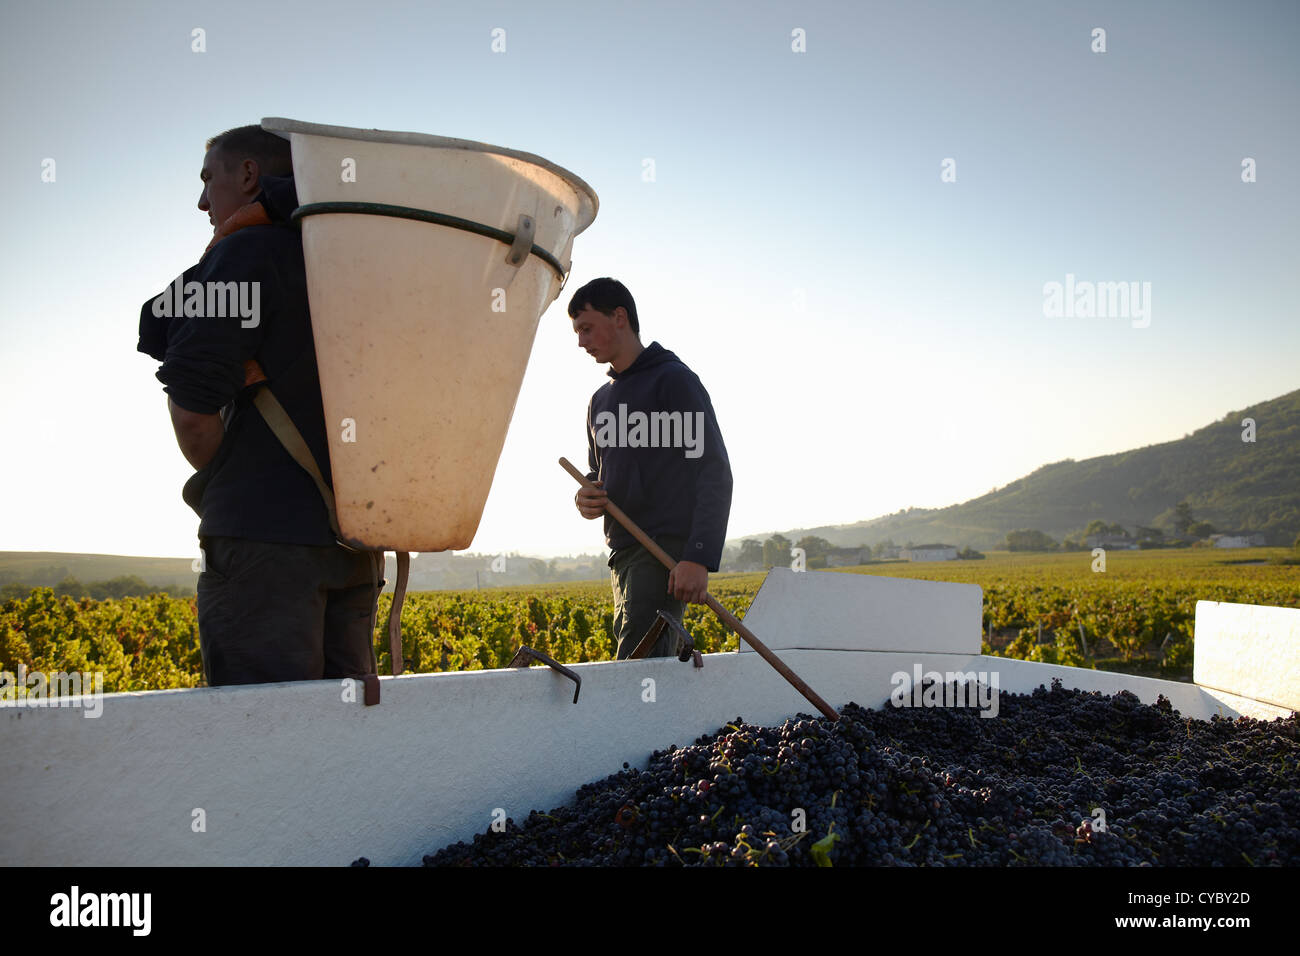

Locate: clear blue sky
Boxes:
[2,0,1297,560]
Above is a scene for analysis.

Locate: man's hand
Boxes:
[668,560,708,605]
[575,480,607,519]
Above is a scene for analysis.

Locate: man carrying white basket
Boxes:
[137,125,381,686]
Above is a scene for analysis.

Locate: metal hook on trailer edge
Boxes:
[509,645,582,704]
[630,611,702,667]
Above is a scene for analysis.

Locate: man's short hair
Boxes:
[567,277,639,335]
[206,125,294,178]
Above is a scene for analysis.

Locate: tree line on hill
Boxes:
[719,535,984,571]
[724,500,1300,569]
[403,553,612,590]
[0,575,192,601]
[1002,501,1300,553]
[0,553,619,598]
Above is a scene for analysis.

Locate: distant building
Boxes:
[1212,532,1267,549]
[900,545,957,562]
[825,548,868,567]
[1086,534,1139,550]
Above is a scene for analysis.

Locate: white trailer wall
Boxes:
[1,570,1293,866]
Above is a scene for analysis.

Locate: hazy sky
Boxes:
[2,0,1296,562]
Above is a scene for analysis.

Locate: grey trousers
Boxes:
[196,535,382,686]
[609,535,687,660]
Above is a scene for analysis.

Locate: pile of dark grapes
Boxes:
[422,680,1299,866]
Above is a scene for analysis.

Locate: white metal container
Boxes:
[261,117,598,551]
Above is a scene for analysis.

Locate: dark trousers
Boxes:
[196,535,382,686]
[610,535,686,660]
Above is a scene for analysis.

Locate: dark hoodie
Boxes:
[137,176,336,546]
[586,342,733,569]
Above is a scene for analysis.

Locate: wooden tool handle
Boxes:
[560,457,839,722]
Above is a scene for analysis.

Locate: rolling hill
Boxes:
[731,387,1300,552]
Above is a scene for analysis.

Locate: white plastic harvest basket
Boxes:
[262,117,599,551]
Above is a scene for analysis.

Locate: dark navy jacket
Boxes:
[586,342,732,570]
[137,176,336,546]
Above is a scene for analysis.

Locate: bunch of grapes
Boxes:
[421,680,1299,867]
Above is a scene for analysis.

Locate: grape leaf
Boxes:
[810,830,840,867]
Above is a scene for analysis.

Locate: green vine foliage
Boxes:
[3,550,1295,693]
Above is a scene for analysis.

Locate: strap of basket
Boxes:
[291,202,568,283]
[250,381,409,677]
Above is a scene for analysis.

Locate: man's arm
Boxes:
[666,370,733,604]
[168,397,223,470]
[576,394,607,518]
[586,395,599,483]
[153,236,269,470]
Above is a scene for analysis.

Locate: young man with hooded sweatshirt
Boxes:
[570,278,733,659]
[138,125,381,686]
